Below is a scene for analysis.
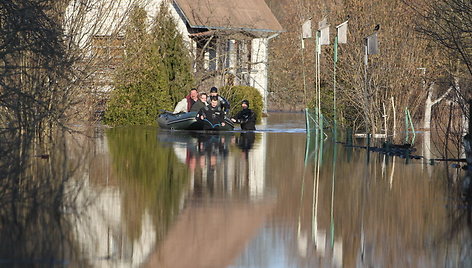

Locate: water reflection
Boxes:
[69,127,271,267]
[1,113,471,267]
[146,130,272,267]
[69,127,188,267]
[251,129,472,268]
[157,130,266,201]
[0,130,89,266]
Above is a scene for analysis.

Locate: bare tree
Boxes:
[267,0,454,138]
[62,0,141,122]
[405,0,472,166]
[0,0,75,145]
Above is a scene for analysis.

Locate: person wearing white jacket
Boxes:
[173,88,198,113]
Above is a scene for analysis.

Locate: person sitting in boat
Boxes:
[190,92,208,112]
[231,99,256,130]
[209,87,230,114]
[173,88,198,113]
[197,96,226,129]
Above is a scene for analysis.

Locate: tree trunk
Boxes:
[423,87,433,130]
[423,81,452,130]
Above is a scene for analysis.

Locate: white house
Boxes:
[171,0,283,113]
[65,0,283,112]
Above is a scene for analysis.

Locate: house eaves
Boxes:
[173,0,284,34]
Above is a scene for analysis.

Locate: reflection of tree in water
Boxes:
[0,131,88,266]
[276,133,472,267]
[106,128,189,243]
[439,167,472,267]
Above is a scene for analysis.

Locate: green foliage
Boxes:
[104,62,172,126]
[104,4,194,126]
[307,83,334,124]
[152,2,194,104]
[220,85,263,123]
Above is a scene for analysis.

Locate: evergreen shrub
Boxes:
[220,85,263,123]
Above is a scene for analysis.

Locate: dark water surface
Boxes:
[1,113,471,267]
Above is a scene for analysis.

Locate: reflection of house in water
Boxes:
[149,131,272,267]
[68,131,157,267]
[146,201,274,267]
[68,129,269,266]
[158,131,267,200]
[71,183,157,267]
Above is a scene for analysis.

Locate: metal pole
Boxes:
[317,32,322,133]
[333,36,338,139]
[363,39,370,134]
[301,33,308,106]
[330,141,337,248]
[301,33,310,133]
[391,97,396,138]
[315,31,320,138]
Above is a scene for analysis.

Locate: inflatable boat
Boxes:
[157,111,234,131]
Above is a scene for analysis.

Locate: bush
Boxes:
[104,67,172,126]
[220,85,263,123]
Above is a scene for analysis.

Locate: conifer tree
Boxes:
[105,6,172,126]
[152,2,194,104]
[104,3,195,126]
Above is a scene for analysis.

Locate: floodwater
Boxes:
[1,113,471,267]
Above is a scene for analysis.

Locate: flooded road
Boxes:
[1,113,471,267]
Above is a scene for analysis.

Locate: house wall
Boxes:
[194,37,273,112]
[65,0,191,49]
[64,0,194,96]
[250,38,269,114]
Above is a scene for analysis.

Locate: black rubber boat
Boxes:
[157,111,234,131]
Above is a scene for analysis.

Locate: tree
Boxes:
[0,2,95,262]
[152,2,194,105]
[411,0,472,77]
[408,0,472,169]
[267,0,449,136]
[408,0,472,126]
[104,6,171,126]
[104,3,195,126]
[62,0,142,122]
[0,0,73,138]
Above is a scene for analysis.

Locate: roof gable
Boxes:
[173,0,283,33]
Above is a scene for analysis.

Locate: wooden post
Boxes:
[391,97,396,138]
[469,99,472,137]
[466,99,472,167]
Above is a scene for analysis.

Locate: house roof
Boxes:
[173,0,284,33]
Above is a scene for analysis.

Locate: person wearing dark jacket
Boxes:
[190,92,208,112]
[197,96,226,130]
[209,87,230,114]
[231,100,256,130]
